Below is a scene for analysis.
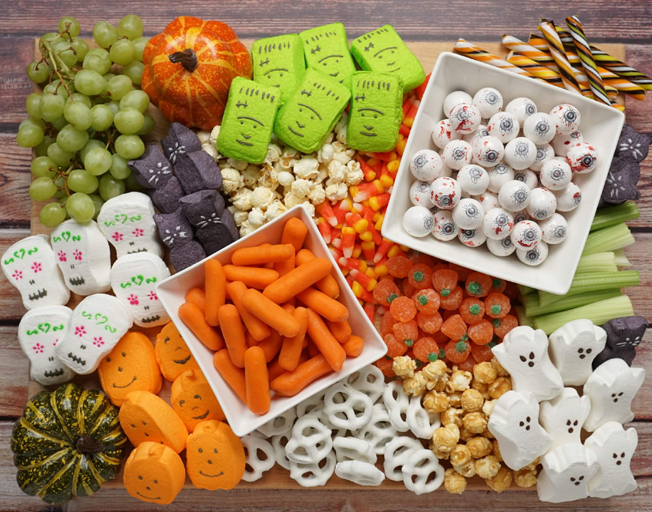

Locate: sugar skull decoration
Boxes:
[123,442,185,505]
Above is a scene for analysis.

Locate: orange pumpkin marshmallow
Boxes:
[155,321,200,381]
[186,420,245,490]
[119,391,189,454]
[124,442,185,505]
[98,331,162,406]
[171,369,225,432]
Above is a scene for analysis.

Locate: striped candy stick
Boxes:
[554,25,575,49]
[505,51,564,87]
[501,35,557,70]
[598,66,646,100]
[453,39,536,77]
[528,33,550,53]
[566,16,611,105]
[538,19,583,95]
[589,45,652,90]
[605,86,618,101]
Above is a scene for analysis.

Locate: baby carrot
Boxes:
[263,258,333,304]
[258,243,274,269]
[179,302,224,351]
[232,244,294,266]
[245,331,259,347]
[274,243,296,277]
[270,354,333,396]
[245,346,270,415]
[307,338,321,358]
[205,259,226,326]
[185,287,206,312]
[282,217,308,252]
[258,330,284,363]
[306,308,347,371]
[218,304,247,368]
[296,249,340,299]
[297,288,349,323]
[213,349,247,403]
[327,319,352,344]
[227,281,271,342]
[267,358,287,382]
[241,289,301,337]
[224,265,279,289]
[342,335,364,357]
[279,307,309,371]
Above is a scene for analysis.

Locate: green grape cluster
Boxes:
[21,15,154,227]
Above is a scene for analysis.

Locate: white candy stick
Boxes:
[402,449,445,494]
[406,395,440,439]
[289,451,336,487]
[357,403,398,455]
[382,380,411,432]
[335,461,385,486]
[383,437,423,482]
[333,437,376,464]
[539,388,591,450]
[241,435,276,482]
[537,444,599,503]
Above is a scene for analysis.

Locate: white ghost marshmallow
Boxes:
[583,358,645,432]
[97,192,164,258]
[539,388,591,449]
[549,319,607,386]
[1,235,69,310]
[110,253,171,328]
[537,444,599,503]
[585,421,638,498]
[18,306,75,386]
[56,294,133,374]
[492,326,563,402]
[51,220,111,295]
[487,390,552,470]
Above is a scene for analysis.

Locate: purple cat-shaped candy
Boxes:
[161,122,202,164]
[593,315,648,369]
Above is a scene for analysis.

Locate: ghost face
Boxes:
[539,390,591,449]
[549,319,607,386]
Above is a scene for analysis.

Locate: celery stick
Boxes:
[583,223,635,256]
[525,289,622,317]
[517,284,536,296]
[514,305,535,328]
[519,293,540,310]
[590,202,640,232]
[614,249,631,268]
[534,295,634,335]
[538,270,639,307]
[576,252,618,274]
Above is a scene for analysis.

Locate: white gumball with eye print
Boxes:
[506,97,537,125]
[482,208,514,240]
[409,149,443,182]
[566,142,599,174]
[432,210,459,241]
[539,214,569,244]
[409,181,434,208]
[442,140,473,170]
[550,104,581,135]
[464,125,489,146]
[530,143,555,172]
[457,165,489,195]
[430,177,461,210]
[487,236,516,257]
[487,112,519,143]
[516,241,549,266]
[452,198,484,230]
[540,160,572,190]
[504,137,537,170]
[448,103,481,134]
[403,206,434,238]
[443,91,472,117]
[513,169,539,189]
[523,112,555,144]
[527,188,557,220]
[473,191,501,211]
[458,228,487,248]
[554,183,582,212]
[431,119,462,150]
[473,136,504,167]
[499,180,531,212]
[473,87,503,118]
[552,130,583,157]
[487,163,515,193]
[510,220,542,250]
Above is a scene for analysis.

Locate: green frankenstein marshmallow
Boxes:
[252,34,306,102]
[300,23,356,86]
[274,68,351,154]
[216,77,281,164]
[351,25,425,93]
[347,72,403,152]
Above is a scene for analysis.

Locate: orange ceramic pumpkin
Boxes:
[142,16,252,130]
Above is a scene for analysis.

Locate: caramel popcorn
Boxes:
[486,465,513,493]
[463,412,488,434]
[523,457,539,471]
[423,390,449,413]
[440,407,464,428]
[459,425,475,442]
[446,368,473,392]
[491,357,510,377]
[450,444,472,467]
[431,424,460,456]
[467,436,493,459]
[453,460,477,478]
[392,356,416,378]
[461,389,484,413]
[473,361,498,384]
[481,428,495,440]
[422,360,449,390]
[403,372,427,396]
[471,379,488,394]
[482,399,497,417]
[448,391,462,408]
[514,467,537,488]
[492,439,503,462]
[444,468,467,494]
[475,455,501,479]
[488,377,512,399]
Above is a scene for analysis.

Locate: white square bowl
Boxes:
[383,52,624,295]
[156,205,387,437]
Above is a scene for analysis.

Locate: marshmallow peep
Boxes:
[56,294,133,374]
[539,388,591,449]
[51,220,111,295]
[1,235,69,310]
[549,319,607,386]
[97,192,164,258]
[583,358,645,432]
[492,326,563,402]
[585,422,638,498]
[487,391,552,470]
[18,306,74,386]
[537,444,599,503]
[110,253,171,328]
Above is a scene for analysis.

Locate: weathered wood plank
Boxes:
[0,134,33,229]
[622,232,652,321]
[625,45,652,134]
[0,327,29,417]
[0,230,31,322]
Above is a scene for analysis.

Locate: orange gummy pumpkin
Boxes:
[98,331,162,406]
[155,321,200,381]
[119,391,189,454]
[171,369,225,432]
[142,16,252,130]
[124,442,185,505]
[186,420,245,490]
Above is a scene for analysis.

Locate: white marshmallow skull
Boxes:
[537,444,599,503]
[539,388,591,449]
[110,253,171,328]
[51,220,111,295]
[549,319,607,386]
[1,235,70,310]
[18,306,75,386]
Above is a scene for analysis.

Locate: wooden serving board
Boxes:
[27,40,627,492]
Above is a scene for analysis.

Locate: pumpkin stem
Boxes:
[169,49,199,72]
[76,435,104,455]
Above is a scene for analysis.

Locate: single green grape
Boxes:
[84,147,113,176]
[19,117,46,131]
[34,135,55,158]
[119,89,149,113]
[43,80,73,100]
[99,173,125,201]
[89,194,104,219]
[17,125,44,148]
[90,104,114,131]
[50,115,69,131]
[26,93,43,119]
[123,60,144,85]
[56,124,89,152]
[71,37,89,63]
[66,92,92,108]
[117,14,144,40]
[39,93,65,122]
[29,176,57,201]
[64,100,92,130]
[102,72,117,83]
[26,61,50,84]
[78,138,105,162]
[114,134,145,159]
[136,113,155,135]
[83,48,112,75]
[114,107,144,135]
[110,39,135,66]
[123,170,142,191]
[106,75,133,101]
[54,176,67,198]
[68,169,99,194]
[74,69,105,96]
[58,196,70,220]
[39,202,67,227]
[132,37,149,62]
[109,153,131,179]
[66,192,95,223]
[58,16,81,37]
[47,142,74,166]
[93,21,118,49]
[52,40,77,68]
[106,101,121,117]
[31,156,57,178]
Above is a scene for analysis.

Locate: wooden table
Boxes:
[1,2,652,510]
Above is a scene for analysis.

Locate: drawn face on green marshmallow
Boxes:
[300,23,356,85]
[252,34,306,102]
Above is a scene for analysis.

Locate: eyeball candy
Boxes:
[403,206,434,237]
[513,209,529,224]
[540,160,572,190]
[474,191,500,211]
[530,144,555,172]
[516,240,549,266]
[465,125,489,146]
[442,140,473,170]
[409,181,434,208]
[527,187,557,220]
[430,177,461,210]
[552,130,583,157]
[432,119,462,150]
[432,210,459,241]
[452,198,484,229]
[482,208,514,240]
[487,163,515,193]
[439,159,453,178]
[443,91,473,117]
[506,97,537,125]
[510,220,542,249]
[449,104,482,134]
[498,180,531,212]
[473,87,503,118]
[513,169,539,189]
[554,182,582,212]
[523,112,556,144]
[410,149,443,181]
[539,213,568,244]
[487,236,516,257]
[457,165,489,195]
[473,136,504,167]
[504,137,537,170]
[459,228,487,247]
[550,104,581,135]
[487,112,519,143]
[566,142,598,174]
